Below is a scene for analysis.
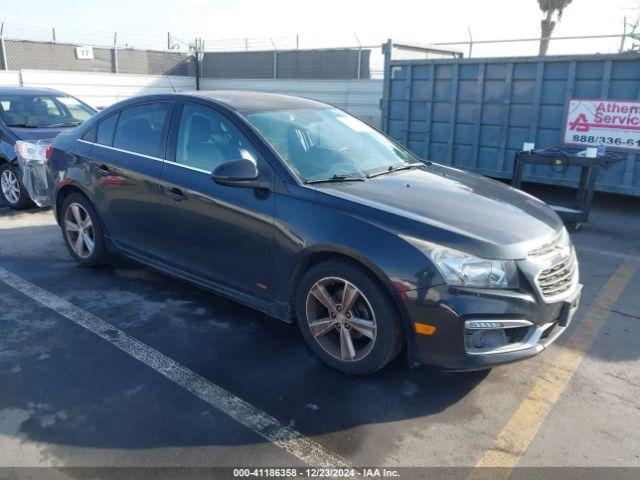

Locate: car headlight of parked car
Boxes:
[401,236,518,288]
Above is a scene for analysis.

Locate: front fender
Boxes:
[273,184,446,303]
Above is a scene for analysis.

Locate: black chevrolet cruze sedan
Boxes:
[47,91,582,375]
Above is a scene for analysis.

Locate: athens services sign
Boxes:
[564,99,640,151]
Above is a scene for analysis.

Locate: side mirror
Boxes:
[211,158,259,187]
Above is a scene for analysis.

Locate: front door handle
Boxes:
[97,164,111,175]
[168,187,187,202]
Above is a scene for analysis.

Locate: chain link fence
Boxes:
[1,39,195,76]
[5,40,114,72]
[0,36,378,79]
[116,49,194,75]
[201,34,385,79]
[201,48,372,80]
[3,22,625,80]
[0,25,390,79]
[0,22,194,76]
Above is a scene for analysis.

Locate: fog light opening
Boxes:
[471,331,484,348]
[464,319,535,355]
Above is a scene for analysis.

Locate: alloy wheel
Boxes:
[1,169,20,204]
[305,276,377,362]
[64,203,95,259]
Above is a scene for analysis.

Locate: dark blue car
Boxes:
[0,87,96,209]
[47,91,582,375]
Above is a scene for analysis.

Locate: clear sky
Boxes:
[0,0,638,56]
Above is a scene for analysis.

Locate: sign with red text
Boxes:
[564,99,640,151]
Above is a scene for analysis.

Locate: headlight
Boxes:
[15,140,50,163]
[402,236,518,288]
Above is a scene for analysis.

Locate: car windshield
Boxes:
[0,94,95,128]
[245,107,421,182]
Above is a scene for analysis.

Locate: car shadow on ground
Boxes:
[0,204,50,217]
[0,225,491,450]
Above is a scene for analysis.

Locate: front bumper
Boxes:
[402,282,582,371]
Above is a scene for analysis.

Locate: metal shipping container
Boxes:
[381,49,640,196]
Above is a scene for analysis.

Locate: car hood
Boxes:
[313,163,563,260]
[8,125,78,141]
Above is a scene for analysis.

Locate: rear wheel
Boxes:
[296,260,404,375]
[1,163,33,210]
[61,193,109,267]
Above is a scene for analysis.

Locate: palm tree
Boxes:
[537,0,574,55]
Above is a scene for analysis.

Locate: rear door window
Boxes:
[96,114,118,146]
[113,103,170,157]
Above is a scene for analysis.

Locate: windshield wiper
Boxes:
[366,163,424,179]
[304,174,366,184]
[40,122,82,127]
[5,124,39,128]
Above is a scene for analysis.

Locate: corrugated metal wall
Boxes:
[0,70,196,108]
[382,53,640,196]
[200,78,383,126]
[0,72,382,125]
[0,71,21,86]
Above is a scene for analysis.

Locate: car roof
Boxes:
[181,90,331,113]
[0,86,68,96]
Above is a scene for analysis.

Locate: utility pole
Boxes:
[192,38,203,90]
[354,33,362,80]
[0,23,7,71]
[619,16,627,52]
[112,32,118,73]
[270,38,277,79]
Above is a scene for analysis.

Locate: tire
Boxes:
[296,259,405,375]
[0,163,34,210]
[60,193,109,267]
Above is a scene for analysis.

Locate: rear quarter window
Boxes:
[82,125,97,142]
[97,114,118,146]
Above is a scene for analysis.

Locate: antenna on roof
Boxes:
[166,75,176,93]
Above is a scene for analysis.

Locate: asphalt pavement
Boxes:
[0,186,638,478]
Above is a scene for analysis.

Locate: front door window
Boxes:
[175,104,258,172]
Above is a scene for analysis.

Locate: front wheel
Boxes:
[296,260,404,375]
[1,163,34,210]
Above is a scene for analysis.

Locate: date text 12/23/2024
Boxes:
[233,468,400,478]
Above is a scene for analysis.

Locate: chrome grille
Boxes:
[536,252,577,299]
[527,237,558,258]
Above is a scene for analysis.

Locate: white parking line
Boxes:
[0,266,350,468]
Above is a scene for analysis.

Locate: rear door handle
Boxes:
[168,187,187,202]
